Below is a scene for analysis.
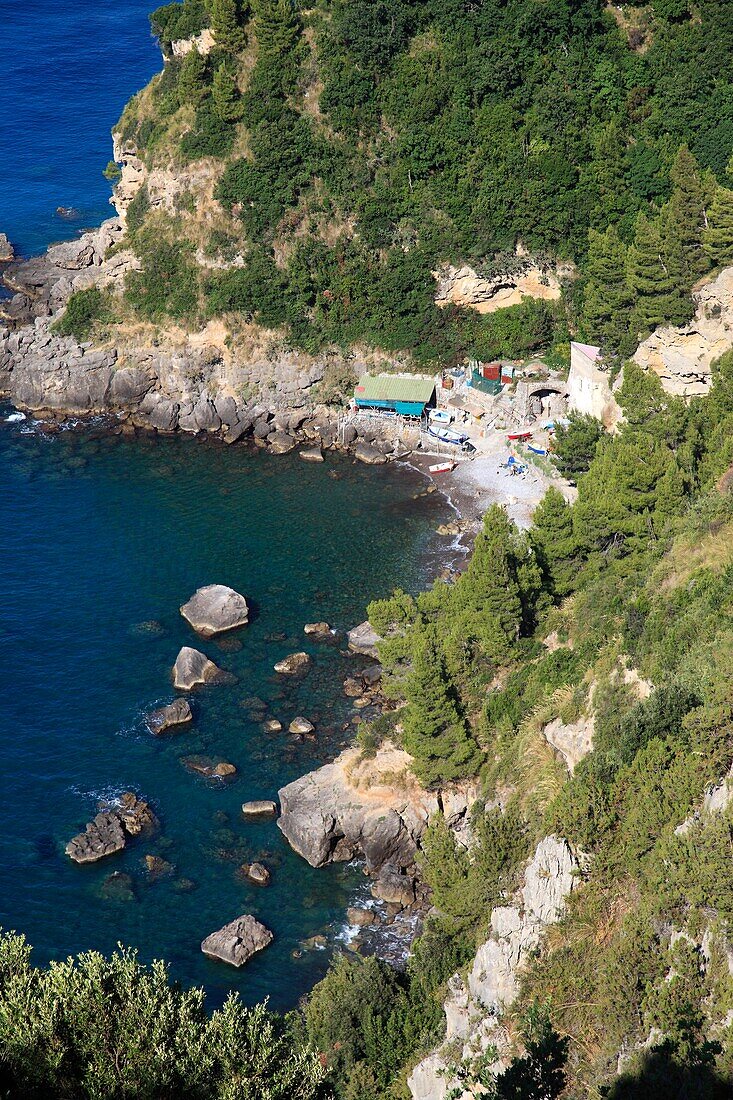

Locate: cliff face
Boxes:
[634,267,733,398]
[408,836,578,1100]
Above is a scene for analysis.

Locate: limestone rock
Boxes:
[267,430,296,454]
[262,719,283,733]
[147,697,193,735]
[299,446,324,462]
[274,651,311,675]
[543,714,594,773]
[277,743,447,872]
[354,442,387,465]
[242,800,278,817]
[371,867,416,907]
[408,836,577,1100]
[66,793,157,864]
[634,267,733,399]
[304,621,331,637]
[434,260,561,315]
[0,233,14,263]
[180,584,249,637]
[289,716,315,735]
[347,906,378,927]
[172,647,223,690]
[347,620,381,660]
[242,861,271,886]
[201,914,273,967]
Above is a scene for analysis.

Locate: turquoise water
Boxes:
[0,414,448,1009]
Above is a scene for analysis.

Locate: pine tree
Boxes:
[531,488,579,598]
[252,0,299,58]
[627,213,689,338]
[212,61,243,122]
[582,226,634,353]
[703,186,733,267]
[211,0,245,52]
[401,626,481,787]
[176,47,208,106]
[665,144,710,285]
[441,505,525,677]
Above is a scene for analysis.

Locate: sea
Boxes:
[0,3,450,1010]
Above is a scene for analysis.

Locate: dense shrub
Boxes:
[53,288,113,341]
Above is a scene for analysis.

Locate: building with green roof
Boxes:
[353,374,436,417]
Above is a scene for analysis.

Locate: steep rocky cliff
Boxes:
[634,267,733,398]
[408,836,578,1100]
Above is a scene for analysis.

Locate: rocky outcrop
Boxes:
[277,742,477,874]
[180,584,249,637]
[66,793,158,863]
[542,714,594,774]
[241,861,271,886]
[170,28,215,58]
[676,763,733,836]
[0,234,14,263]
[634,267,733,399]
[347,620,381,659]
[146,697,193,734]
[434,261,561,315]
[200,914,273,967]
[408,836,578,1100]
[172,646,223,690]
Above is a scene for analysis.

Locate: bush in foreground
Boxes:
[0,931,329,1100]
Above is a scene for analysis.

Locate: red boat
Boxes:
[507,430,532,441]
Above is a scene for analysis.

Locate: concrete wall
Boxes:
[567,342,620,427]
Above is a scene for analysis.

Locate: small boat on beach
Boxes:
[428,425,469,445]
[507,430,532,441]
[428,461,456,474]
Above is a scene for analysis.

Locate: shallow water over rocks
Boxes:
[0,412,448,1009]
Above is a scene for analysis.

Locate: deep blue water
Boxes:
[0,4,451,1009]
[1,2,159,258]
[0,417,448,1009]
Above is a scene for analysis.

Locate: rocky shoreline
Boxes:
[0,219,422,466]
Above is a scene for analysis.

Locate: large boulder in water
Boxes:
[146,698,193,734]
[66,793,157,864]
[172,647,222,690]
[201,914,273,967]
[347,620,381,660]
[180,585,249,637]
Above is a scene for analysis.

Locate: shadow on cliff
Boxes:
[602,1045,730,1100]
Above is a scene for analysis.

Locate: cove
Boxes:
[0,413,449,1010]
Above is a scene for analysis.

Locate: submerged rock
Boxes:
[180,584,249,637]
[262,718,283,733]
[201,914,273,967]
[172,647,223,690]
[66,793,157,864]
[101,871,136,902]
[182,756,237,779]
[145,854,174,877]
[146,698,193,735]
[274,651,311,675]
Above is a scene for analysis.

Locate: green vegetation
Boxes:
[52,287,114,340]
[0,933,328,1099]
[114,1,733,366]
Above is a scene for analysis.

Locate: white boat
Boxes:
[428,408,453,425]
[428,461,456,474]
[428,425,468,445]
